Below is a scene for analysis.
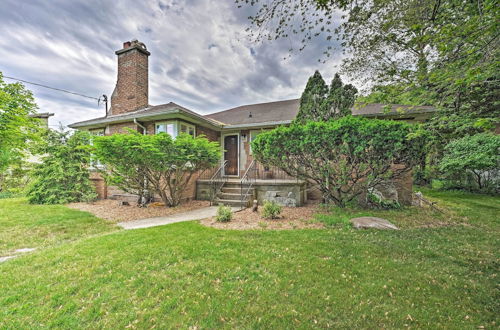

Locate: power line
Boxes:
[4,75,100,101]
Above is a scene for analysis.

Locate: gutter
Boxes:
[134,118,147,135]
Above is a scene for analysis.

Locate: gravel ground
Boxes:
[67,199,211,222]
[200,202,326,230]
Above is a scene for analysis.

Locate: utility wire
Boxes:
[4,75,100,101]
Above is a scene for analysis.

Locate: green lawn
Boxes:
[0,191,498,328]
[0,198,117,255]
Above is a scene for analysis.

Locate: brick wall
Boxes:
[110,42,150,115]
[196,125,219,142]
[90,172,107,199]
[107,122,139,135]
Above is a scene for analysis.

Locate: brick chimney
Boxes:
[109,40,150,115]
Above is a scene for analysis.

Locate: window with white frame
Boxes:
[155,121,195,138]
[156,121,176,137]
[89,129,105,168]
[179,122,196,137]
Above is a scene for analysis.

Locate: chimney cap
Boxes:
[116,39,150,56]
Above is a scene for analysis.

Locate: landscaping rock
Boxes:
[350,217,399,230]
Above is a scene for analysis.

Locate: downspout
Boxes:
[134,118,149,206]
[134,118,147,135]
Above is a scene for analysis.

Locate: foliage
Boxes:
[26,130,97,204]
[366,190,401,210]
[92,132,154,205]
[296,70,328,122]
[237,0,499,145]
[261,200,282,219]
[439,133,500,193]
[296,71,357,123]
[0,190,499,328]
[252,116,425,207]
[0,72,39,181]
[0,158,32,197]
[215,205,233,222]
[94,132,221,207]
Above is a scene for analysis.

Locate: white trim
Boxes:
[221,132,240,177]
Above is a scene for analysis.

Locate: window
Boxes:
[179,122,196,137]
[156,121,176,137]
[156,121,195,138]
[89,129,105,168]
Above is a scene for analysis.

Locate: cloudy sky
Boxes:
[0,0,344,127]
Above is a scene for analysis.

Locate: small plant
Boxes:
[216,205,232,222]
[262,200,282,219]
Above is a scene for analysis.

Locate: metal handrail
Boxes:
[240,159,257,209]
[209,160,228,205]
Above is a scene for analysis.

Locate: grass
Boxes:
[0,198,117,255]
[0,191,498,328]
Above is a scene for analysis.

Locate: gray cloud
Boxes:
[0,0,346,126]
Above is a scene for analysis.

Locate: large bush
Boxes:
[252,116,424,207]
[439,133,500,193]
[27,130,97,204]
[94,132,220,207]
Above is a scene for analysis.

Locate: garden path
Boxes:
[117,206,240,230]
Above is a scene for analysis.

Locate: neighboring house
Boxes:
[30,112,54,130]
[70,40,434,207]
[25,112,54,164]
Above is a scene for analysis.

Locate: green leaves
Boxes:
[27,130,97,204]
[439,133,500,191]
[296,71,357,123]
[93,132,221,206]
[252,116,424,207]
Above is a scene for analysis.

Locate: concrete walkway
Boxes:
[117,206,240,230]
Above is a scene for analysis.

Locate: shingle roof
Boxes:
[69,102,223,128]
[70,99,435,130]
[205,99,435,125]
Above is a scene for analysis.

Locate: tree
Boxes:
[94,133,220,207]
[27,130,97,204]
[439,133,500,192]
[0,72,38,182]
[252,116,424,207]
[295,70,328,123]
[237,0,499,137]
[324,73,357,119]
[296,71,357,122]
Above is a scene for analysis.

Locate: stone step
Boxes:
[218,193,253,201]
[221,187,255,194]
[214,198,249,208]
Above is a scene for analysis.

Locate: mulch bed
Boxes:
[200,202,326,230]
[67,199,210,222]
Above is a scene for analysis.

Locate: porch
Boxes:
[196,161,308,208]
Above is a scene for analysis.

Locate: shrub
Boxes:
[216,205,232,222]
[439,133,500,193]
[252,116,425,207]
[27,130,97,204]
[262,200,282,219]
[94,132,220,207]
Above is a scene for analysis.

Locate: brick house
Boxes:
[70,40,434,207]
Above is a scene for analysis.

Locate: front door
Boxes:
[224,135,238,176]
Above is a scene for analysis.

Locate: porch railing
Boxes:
[240,159,258,209]
[253,161,298,182]
[208,160,228,205]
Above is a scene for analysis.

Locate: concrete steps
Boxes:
[214,183,255,208]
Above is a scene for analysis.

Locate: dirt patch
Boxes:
[200,202,326,230]
[67,199,211,222]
